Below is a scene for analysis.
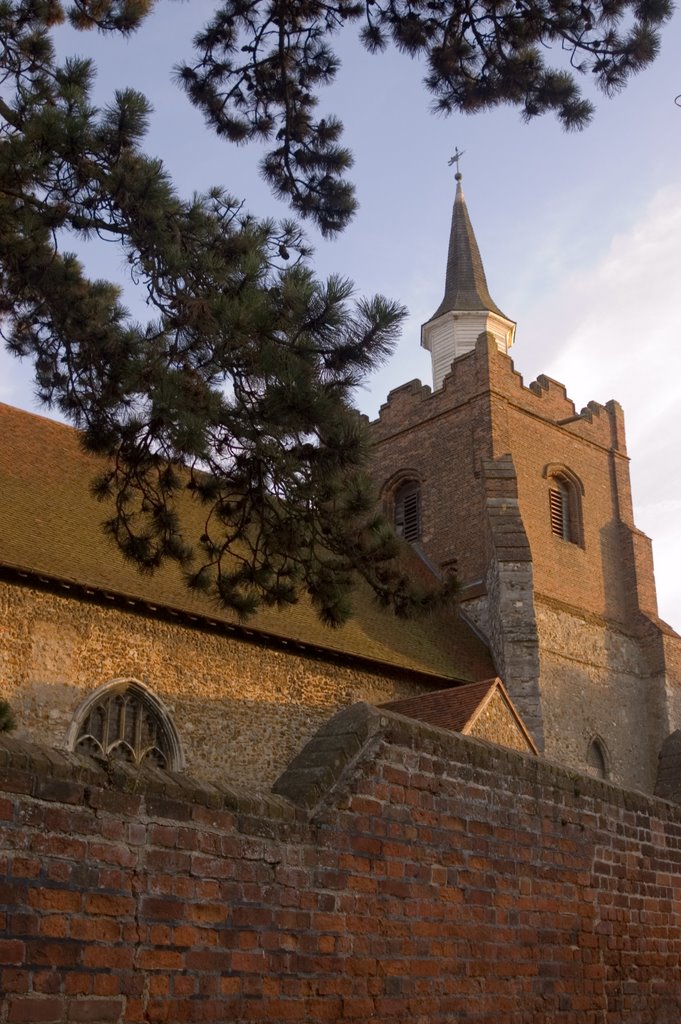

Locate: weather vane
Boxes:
[448,147,465,178]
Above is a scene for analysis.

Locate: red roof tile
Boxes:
[380,679,538,752]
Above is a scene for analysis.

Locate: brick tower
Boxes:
[370,170,681,793]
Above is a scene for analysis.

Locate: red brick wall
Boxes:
[371,334,652,626]
[501,400,634,622]
[370,373,493,581]
[1,706,681,1023]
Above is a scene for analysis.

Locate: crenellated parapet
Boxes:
[372,332,628,456]
[371,351,481,439]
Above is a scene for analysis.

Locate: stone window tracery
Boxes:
[67,679,184,771]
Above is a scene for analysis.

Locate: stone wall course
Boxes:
[536,599,670,793]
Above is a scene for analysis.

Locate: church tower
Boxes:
[370,169,681,794]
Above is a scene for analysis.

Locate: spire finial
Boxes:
[448,147,465,181]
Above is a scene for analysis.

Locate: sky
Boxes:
[2,3,680,628]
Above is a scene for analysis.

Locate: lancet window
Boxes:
[586,737,609,780]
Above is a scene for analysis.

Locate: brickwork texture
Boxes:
[1,705,681,1023]
[371,334,647,625]
[370,333,681,790]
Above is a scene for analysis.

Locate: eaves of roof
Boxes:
[0,403,495,684]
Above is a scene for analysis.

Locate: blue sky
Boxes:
[2,4,680,626]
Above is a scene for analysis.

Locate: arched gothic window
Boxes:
[67,679,184,771]
[544,465,584,546]
[394,479,421,543]
[586,736,609,780]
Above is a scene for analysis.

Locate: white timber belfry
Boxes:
[422,309,515,391]
[422,172,515,391]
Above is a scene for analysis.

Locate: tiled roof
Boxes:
[380,679,498,731]
[428,180,509,322]
[379,678,537,751]
[0,403,495,683]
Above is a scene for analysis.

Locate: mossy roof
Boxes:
[0,402,494,683]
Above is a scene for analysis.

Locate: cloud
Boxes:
[523,182,681,628]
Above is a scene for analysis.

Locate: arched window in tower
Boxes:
[544,465,584,546]
[67,679,184,771]
[394,480,421,542]
[586,736,609,780]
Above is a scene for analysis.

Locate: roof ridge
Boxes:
[0,401,73,432]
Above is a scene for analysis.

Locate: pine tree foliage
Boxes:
[0,0,461,625]
[0,0,669,620]
[180,0,671,234]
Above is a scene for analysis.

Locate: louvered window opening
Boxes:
[549,483,570,541]
[395,484,421,543]
[76,690,168,767]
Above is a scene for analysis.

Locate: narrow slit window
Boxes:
[587,738,608,779]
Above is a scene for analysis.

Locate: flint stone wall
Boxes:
[0,580,427,791]
[536,599,669,793]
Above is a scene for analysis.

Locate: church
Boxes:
[1,173,679,797]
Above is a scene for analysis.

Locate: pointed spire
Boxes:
[429,174,508,323]
[421,166,516,391]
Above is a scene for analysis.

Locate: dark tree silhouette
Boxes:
[0,0,669,620]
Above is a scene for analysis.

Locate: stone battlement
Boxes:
[373,334,627,455]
